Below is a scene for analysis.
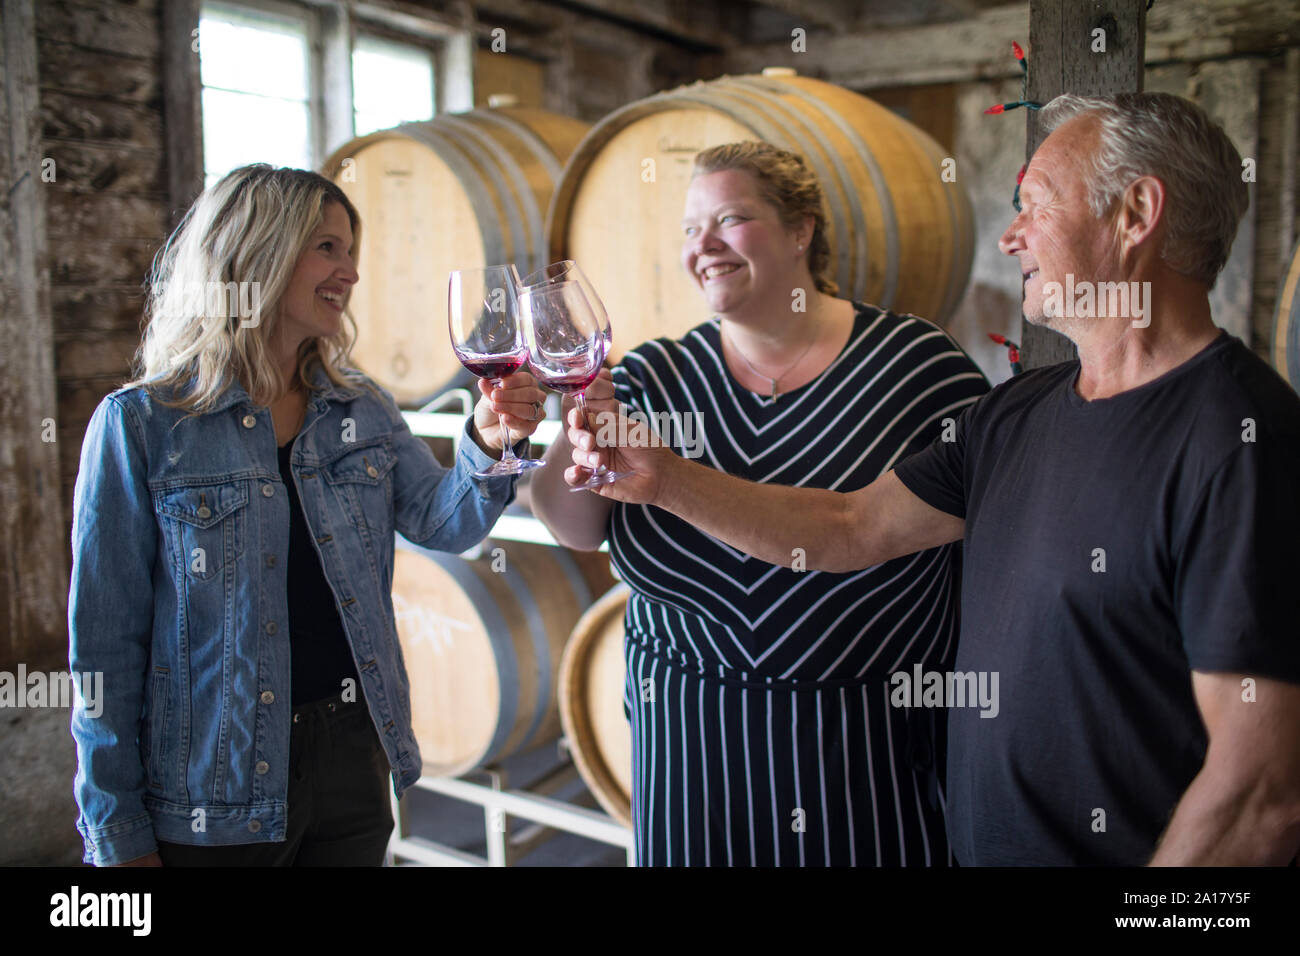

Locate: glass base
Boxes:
[568,467,633,491]
[476,456,545,479]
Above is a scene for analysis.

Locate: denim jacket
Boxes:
[68,366,519,865]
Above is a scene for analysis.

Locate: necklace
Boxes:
[722,321,820,400]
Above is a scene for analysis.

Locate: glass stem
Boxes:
[493,378,518,463]
[576,390,608,477]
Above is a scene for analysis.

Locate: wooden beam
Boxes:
[347,0,464,39]
[746,0,860,31]
[716,0,1300,91]
[1143,0,1300,61]
[534,0,735,49]
[161,0,203,225]
[319,3,356,158]
[541,26,576,115]
[1018,0,1147,369]
[855,0,971,28]
[1279,48,1299,275]
[470,0,735,51]
[0,0,70,673]
[716,4,1029,87]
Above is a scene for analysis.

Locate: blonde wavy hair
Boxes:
[692,141,838,296]
[129,164,364,411]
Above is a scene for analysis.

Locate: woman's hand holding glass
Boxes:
[473,371,547,453]
[449,264,547,476]
[562,369,668,505]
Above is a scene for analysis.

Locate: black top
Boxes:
[277,441,360,706]
[894,330,1300,865]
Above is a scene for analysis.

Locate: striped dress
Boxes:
[608,303,989,866]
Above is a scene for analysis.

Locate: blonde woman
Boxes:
[532,142,989,866]
[69,164,545,866]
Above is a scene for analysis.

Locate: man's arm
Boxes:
[565,407,964,572]
[1149,671,1300,865]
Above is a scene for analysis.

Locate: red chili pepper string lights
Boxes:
[988,333,1024,376]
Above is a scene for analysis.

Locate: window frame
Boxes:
[197,0,322,177]
[190,0,468,186]
[349,27,440,137]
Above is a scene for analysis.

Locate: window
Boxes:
[195,3,452,188]
[352,35,436,136]
[199,3,312,188]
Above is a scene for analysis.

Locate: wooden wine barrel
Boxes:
[546,72,974,361]
[1273,238,1300,390]
[323,106,591,404]
[558,584,633,827]
[391,538,612,777]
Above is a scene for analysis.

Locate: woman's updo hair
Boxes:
[692,141,838,296]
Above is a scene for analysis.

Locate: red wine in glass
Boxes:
[542,369,601,394]
[448,264,544,478]
[519,278,632,490]
[460,354,528,381]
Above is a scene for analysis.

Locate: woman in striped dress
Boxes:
[531,142,988,865]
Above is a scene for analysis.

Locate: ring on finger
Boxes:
[531,400,543,420]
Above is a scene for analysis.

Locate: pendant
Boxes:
[770,379,778,400]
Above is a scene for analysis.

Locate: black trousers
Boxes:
[157,692,394,866]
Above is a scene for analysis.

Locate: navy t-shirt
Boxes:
[893,331,1300,865]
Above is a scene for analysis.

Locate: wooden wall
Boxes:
[1,0,68,674]
[38,0,170,583]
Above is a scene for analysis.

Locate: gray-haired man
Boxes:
[567,92,1300,866]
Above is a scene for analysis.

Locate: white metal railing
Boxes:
[385,744,635,867]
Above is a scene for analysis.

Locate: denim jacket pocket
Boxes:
[321,442,395,531]
[142,666,172,791]
[156,481,249,580]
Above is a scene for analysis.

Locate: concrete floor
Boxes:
[0,705,85,866]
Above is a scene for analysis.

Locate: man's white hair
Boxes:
[1039,92,1248,288]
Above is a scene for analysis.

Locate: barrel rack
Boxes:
[387,391,629,866]
[385,750,635,867]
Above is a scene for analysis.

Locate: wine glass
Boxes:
[448,264,544,478]
[520,260,613,352]
[519,279,632,491]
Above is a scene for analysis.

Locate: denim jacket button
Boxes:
[265,555,276,568]
[265,621,278,635]
[261,484,275,498]
[242,414,257,429]
[247,820,262,833]
[260,690,275,705]
[196,505,212,519]
[367,465,379,478]
[255,760,269,775]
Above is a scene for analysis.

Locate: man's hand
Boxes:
[472,371,547,454]
[563,370,673,503]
